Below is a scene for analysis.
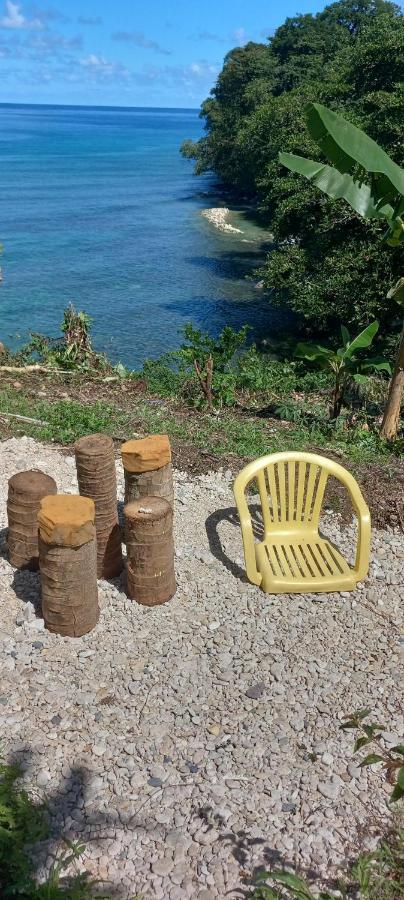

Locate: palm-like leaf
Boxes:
[295,342,334,362]
[306,103,404,203]
[279,153,394,221]
[343,320,379,358]
[387,277,404,308]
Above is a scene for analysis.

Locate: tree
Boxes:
[280,102,404,439]
[182,0,404,340]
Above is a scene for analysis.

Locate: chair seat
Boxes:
[255,534,356,593]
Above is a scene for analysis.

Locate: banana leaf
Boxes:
[340,324,350,346]
[343,320,379,358]
[387,278,404,307]
[279,153,394,221]
[360,358,392,374]
[295,342,334,362]
[306,103,404,203]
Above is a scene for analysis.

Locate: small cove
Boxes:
[0,103,287,368]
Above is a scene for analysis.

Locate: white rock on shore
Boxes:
[201,207,243,234]
[0,436,403,898]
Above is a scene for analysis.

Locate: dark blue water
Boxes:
[0,103,279,368]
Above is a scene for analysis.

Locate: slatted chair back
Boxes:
[234,451,371,590]
[254,456,329,535]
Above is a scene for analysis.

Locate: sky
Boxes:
[0,0,329,108]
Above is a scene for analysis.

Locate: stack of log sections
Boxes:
[124,496,176,606]
[6,431,176,637]
[121,434,174,508]
[74,433,123,579]
[38,495,99,637]
[7,470,57,570]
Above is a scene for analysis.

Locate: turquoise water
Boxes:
[0,103,279,368]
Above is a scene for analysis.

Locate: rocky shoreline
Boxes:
[201,207,243,234]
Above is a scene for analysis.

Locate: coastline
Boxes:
[201,207,243,234]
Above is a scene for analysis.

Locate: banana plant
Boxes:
[280,102,404,440]
[295,321,391,420]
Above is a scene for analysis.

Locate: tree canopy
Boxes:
[182,0,404,337]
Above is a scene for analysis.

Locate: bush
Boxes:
[141,353,185,397]
[23,305,109,373]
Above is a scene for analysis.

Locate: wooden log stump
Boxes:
[121,434,174,508]
[124,496,176,606]
[7,470,57,570]
[74,433,123,579]
[38,495,99,637]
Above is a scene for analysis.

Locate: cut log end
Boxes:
[38,494,95,548]
[121,434,171,473]
[124,494,176,607]
[7,469,57,570]
[75,433,114,457]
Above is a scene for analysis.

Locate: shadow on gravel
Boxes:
[0,525,8,560]
[11,567,42,615]
[3,747,135,898]
[205,504,264,581]
[197,805,338,898]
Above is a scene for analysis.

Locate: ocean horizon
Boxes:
[0,103,280,368]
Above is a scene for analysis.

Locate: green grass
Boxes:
[136,401,393,464]
[0,386,397,465]
[0,388,130,444]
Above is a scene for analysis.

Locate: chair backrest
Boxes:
[234,451,350,535]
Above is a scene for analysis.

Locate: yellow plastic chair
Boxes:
[233,451,370,593]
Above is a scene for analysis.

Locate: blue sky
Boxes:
[0,0,327,107]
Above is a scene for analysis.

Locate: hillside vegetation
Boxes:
[182,0,404,342]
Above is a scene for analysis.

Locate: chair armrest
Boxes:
[233,471,262,586]
[334,469,371,581]
[350,491,371,581]
[238,512,262,586]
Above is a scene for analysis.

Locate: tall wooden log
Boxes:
[121,434,174,508]
[124,496,176,606]
[7,470,57,570]
[38,495,99,637]
[74,433,123,579]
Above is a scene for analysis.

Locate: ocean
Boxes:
[0,103,280,368]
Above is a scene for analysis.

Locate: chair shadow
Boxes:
[205,504,264,582]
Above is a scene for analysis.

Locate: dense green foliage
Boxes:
[182,0,404,338]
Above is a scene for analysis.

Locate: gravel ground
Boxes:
[0,436,403,899]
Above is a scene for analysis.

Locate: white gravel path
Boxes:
[0,436,403,899]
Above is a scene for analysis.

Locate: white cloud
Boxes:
[112,30,171,56]
[233,26,247,45]
[189,61,217,77]
[0,1,42,29]
[79,53,131,82]
[27,30,82,57]
[137,59,219,99]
